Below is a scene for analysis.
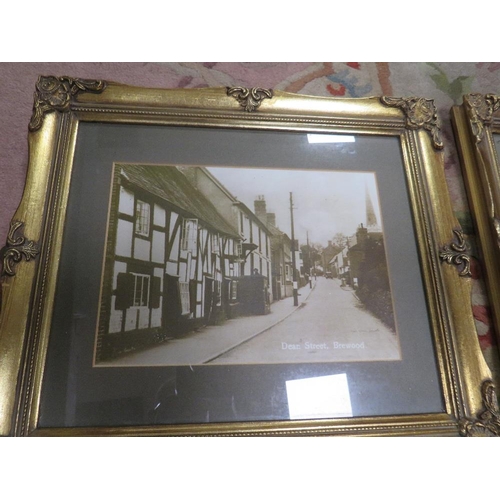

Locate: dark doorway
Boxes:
[163,274,181,337]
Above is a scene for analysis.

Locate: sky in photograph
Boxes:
[207,166,383,247]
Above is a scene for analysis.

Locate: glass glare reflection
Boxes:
[307,134,356,144]
[286,373,352,419]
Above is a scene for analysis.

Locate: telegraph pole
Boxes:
[290,192,298,306]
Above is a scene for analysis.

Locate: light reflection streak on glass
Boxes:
[286,373,352,419]
[307,134,356,144]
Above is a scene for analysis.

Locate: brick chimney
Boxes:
[266,213,276,227]
[254,195,267,217]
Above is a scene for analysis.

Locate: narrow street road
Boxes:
[101,277,400,367]
[209,277,401,364]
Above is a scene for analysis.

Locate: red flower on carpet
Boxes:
[327,83,346,96]
[476,62,500,72]
[469,256,482,280]
[473,305,492,326]
[347,63,360,69]
[478,333,496,350]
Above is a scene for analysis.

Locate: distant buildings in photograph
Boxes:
[326,187,394,330]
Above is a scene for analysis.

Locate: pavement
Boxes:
[99,282,316,367]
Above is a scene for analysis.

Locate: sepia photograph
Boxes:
[94,163,401,367]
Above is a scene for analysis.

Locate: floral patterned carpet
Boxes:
[1,62,499,381]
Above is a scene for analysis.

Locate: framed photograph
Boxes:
[452,95,500,351]
[0,78,494,436]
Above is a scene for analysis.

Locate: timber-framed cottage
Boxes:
[95,164,243,362]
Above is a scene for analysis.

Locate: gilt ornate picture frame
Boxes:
[452,95,500,352]
[0,78,495,436]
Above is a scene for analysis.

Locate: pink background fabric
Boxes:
[1,62,499,381]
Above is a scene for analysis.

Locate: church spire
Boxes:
[365,184,379,229]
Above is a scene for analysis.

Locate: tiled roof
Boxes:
[267,223,291,242]
[119,164,240,238]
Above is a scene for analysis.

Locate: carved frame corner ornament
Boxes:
[460,380,500,436]
[0,221,40,277]
[438,229,472,277]
[464,93,500,143]
[380,96,444,150]
[29,75,107,132]
[226,87,274,112]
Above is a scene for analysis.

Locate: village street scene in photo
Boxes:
[95,163,401,367]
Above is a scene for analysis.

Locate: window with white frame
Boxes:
[135,200,150,237]
[181,218,198,252]
[211,233,220,254]
[215,280,222,306]
[179,281,190,314]
[230,280,238,301]
[133,273,150,307]
[235,242,243,257]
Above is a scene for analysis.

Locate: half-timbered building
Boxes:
[178,166,273,302]
[96,164,242,362]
